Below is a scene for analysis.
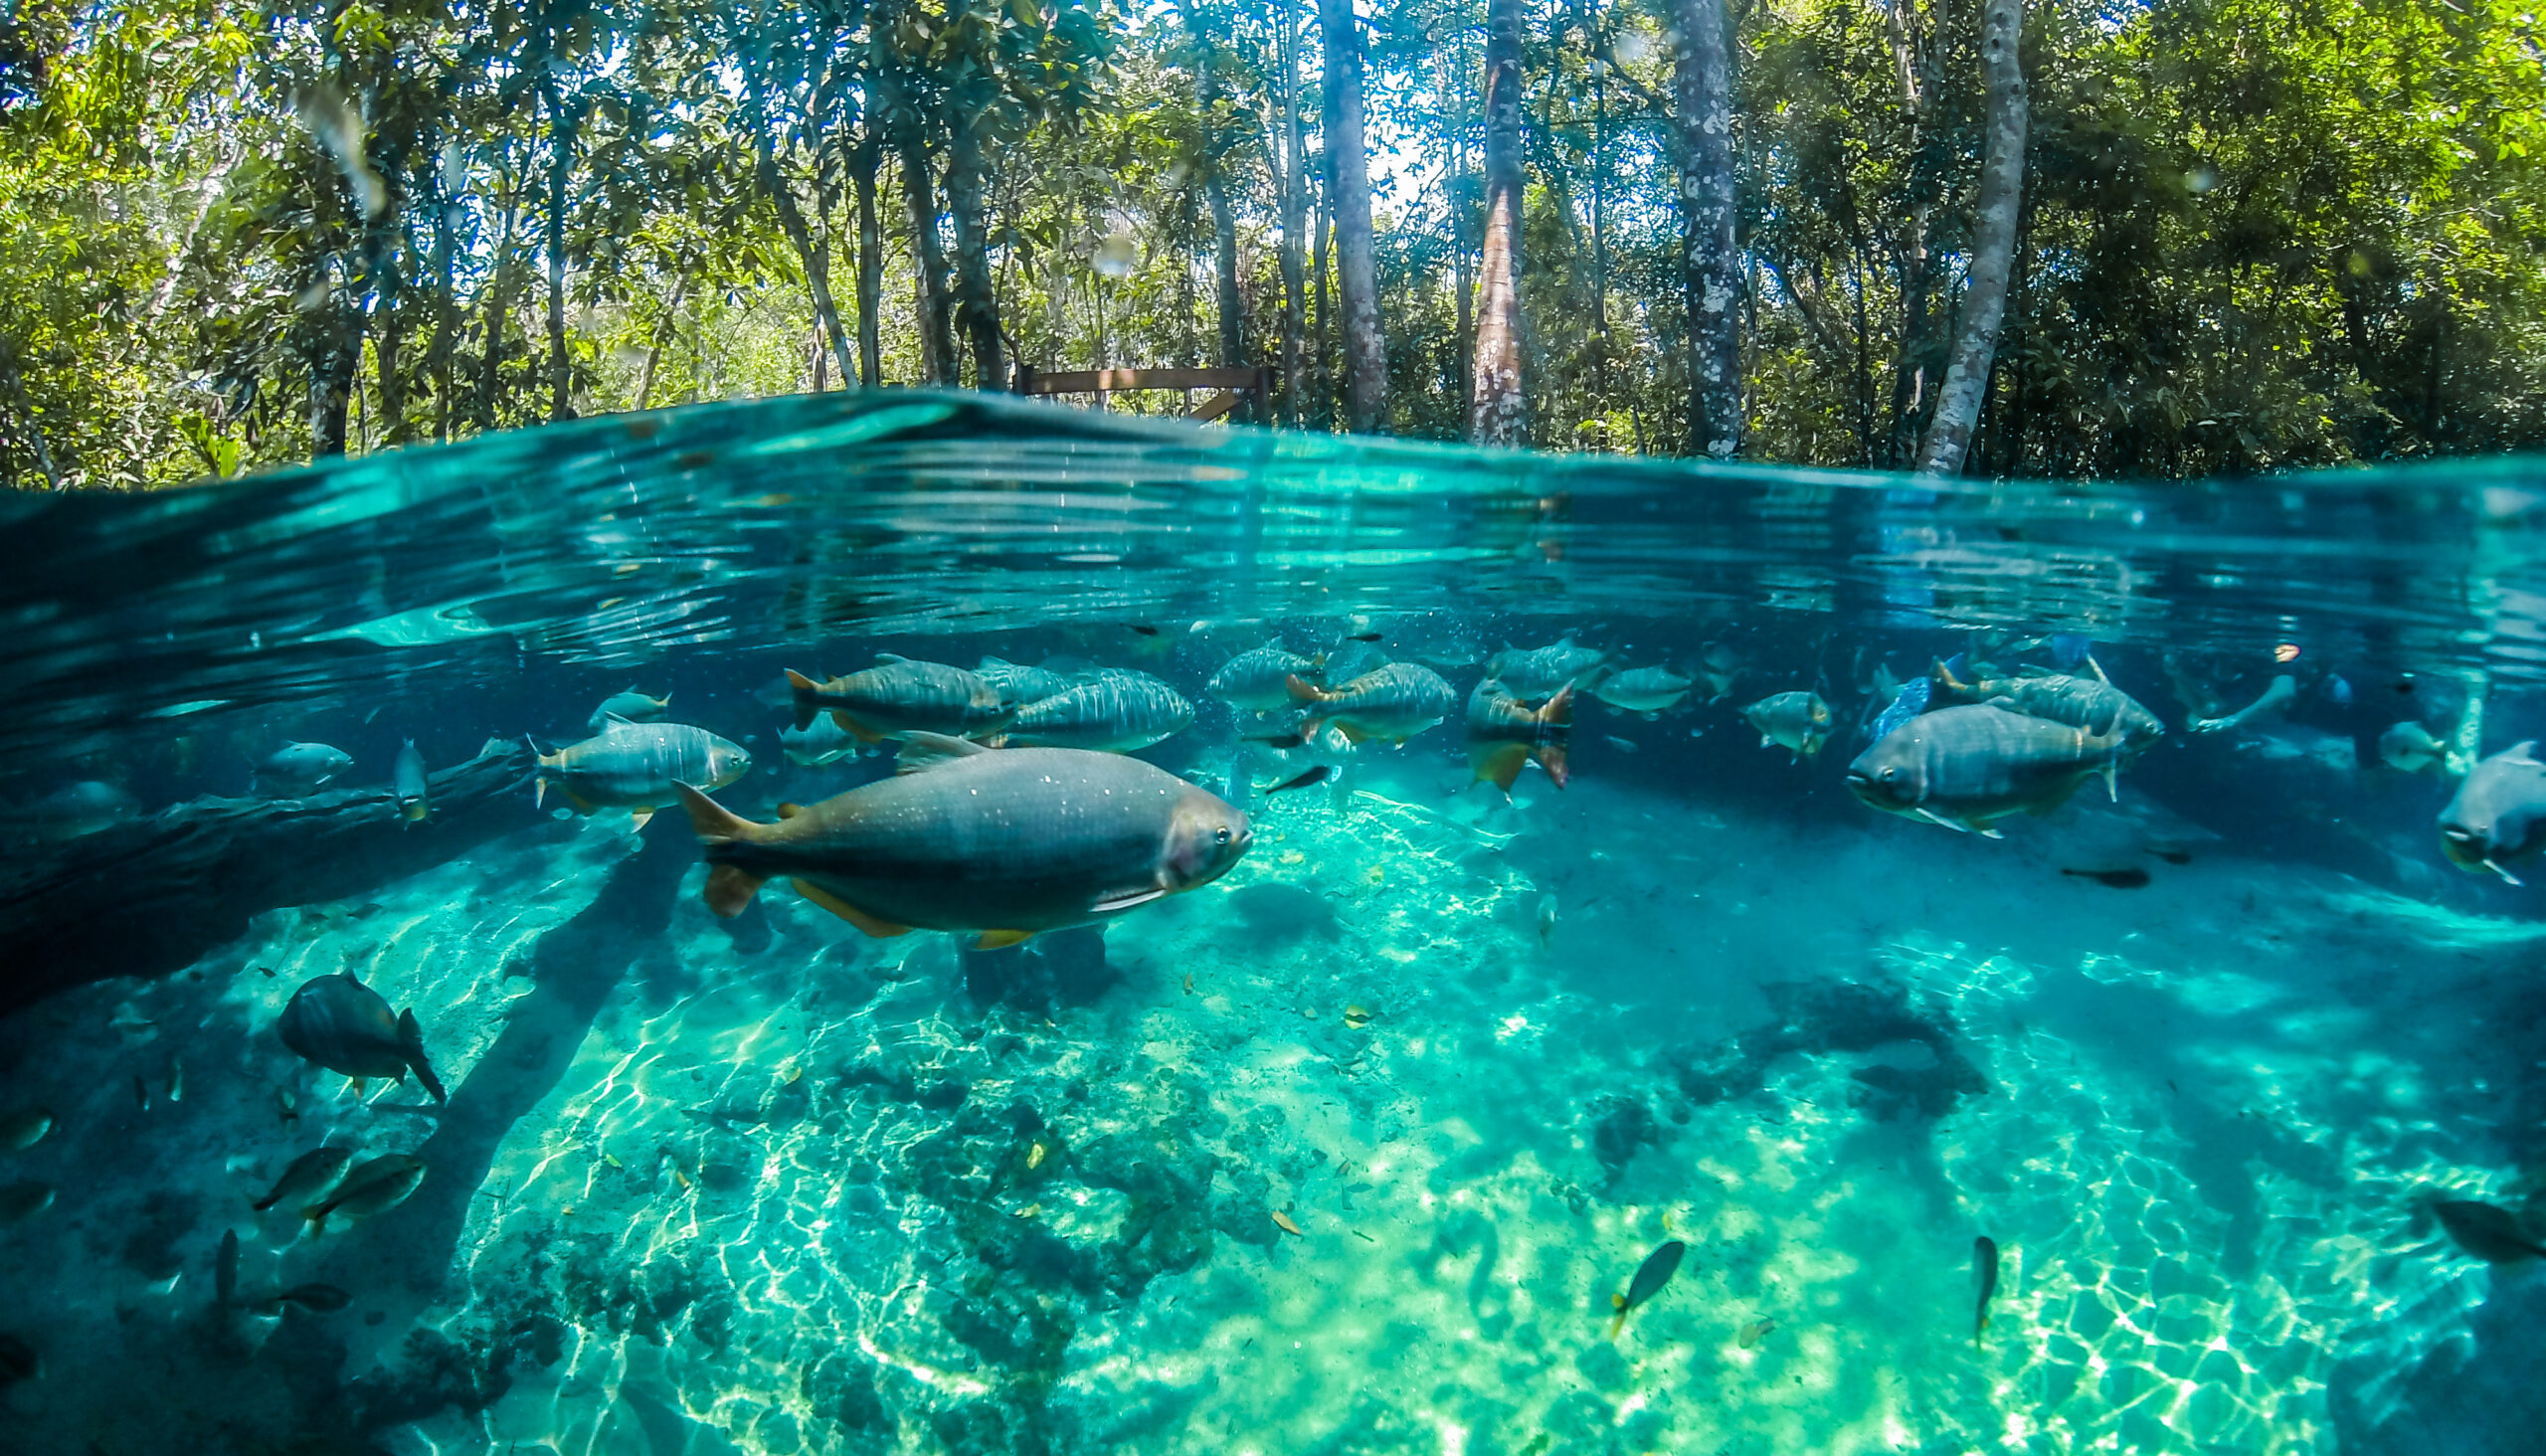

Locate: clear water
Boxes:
[3,392,2545,1455]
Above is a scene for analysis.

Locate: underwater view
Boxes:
[7,391,2546,1456]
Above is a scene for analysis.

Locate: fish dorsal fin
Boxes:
[2509,740,2542,766]
[875,651,910,665]
[896,732,990,775]
[980,655,1013,668]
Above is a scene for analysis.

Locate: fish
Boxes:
[1932,661,2164,763]
[253,1146,355,1213]
[1347,632,1382,642]
[391,739,431,821]
[1699,640,1746,702]
[677,733,1251,947]
[1848,704,2127,836]
[0,1332,37,1385]
[0,1107,50,1151]
[1287,663,1457,746]
[976,655,1075,708]
[530,718,749,829]
[0,1181,55,1225]
[256,742,354,797]
[13,779,140,841]
[1743,691,1834,761]
[997,670,1193,752]
[2048,634,2102,679]
[2187,673,2296,735]
[165,1054,183,1103]
[262,1282,353,1314]
[1537,893,1557,949]
[1605,735,1637,754]
[1209,641,1326,713]
[1487,636,1608,697]
[2430,1197,2546,1263]
[2439,742,2546,884]
[1590,665,1694,716]
[784,655,1011,741]
[1272,1210,1305,1236]
[1607,1238,1686,1339]
[1737,1318,1776,1349]
[217,1228,239,1310]
[1343,1003,1372,1027]
[277,973,448,1103]
[1264,766,1335,795]
[1973,1235,2000,1346]
[587,687,672,733]
[2379,720,2446,774]
[1130,624,1160,637]
[303,1153,427,1232]
[779,713,861,767]
[2274,641,2301,663]
[1465,679,1572,792]
[2062,867,2151,888]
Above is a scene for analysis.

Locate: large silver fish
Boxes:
[678,734,1251,947]
[1487,636,1608,697]
[257,742,353,797]
[392,739,430,821]
[277,974,447,1103]
[586,688,671,734]
[2439,742,2546,884]
[1466,679,1572,792]
[1848,704,2124,836]
[999,671,1193,752]
[1591,665,1694,716]
[1286,662,1456,745]
[1743,691,1833,760]
[531,719,748,828]
[779,713,860,767]
[1208,641,1325,713]
[785,654,1010,741]
[304,1154,425,1233]
[1933,661,2164,758]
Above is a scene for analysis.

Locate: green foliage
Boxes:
[0,0,2538,486]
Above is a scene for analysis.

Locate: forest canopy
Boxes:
[0,0,2539,488]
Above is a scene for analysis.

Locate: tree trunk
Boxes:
[545,90,575,424]
[1312,173,1331,427]
[1915,0,2027,476]
[946,115,1004,391]
[1320,0,1385,433]
[901,138,957,385]
[1277,0,1307,427]
[752,96,856,390]
[429,147,458,443]
[1193,22,1244,379]
[1468,0,1525,447]
[636,274,686,411]
[854,139,883,386]
[477,184,517,430]
[1673,0,1740,459]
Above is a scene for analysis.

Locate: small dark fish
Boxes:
[1974,1235,2000,1347]
[217,1228,239,1310]
[1130,624,1160,637]
[2146,847,2191,866]
[1607,1238,1687,1340]
[1348,633,1382,642]
[303,1154,427,1233]
[253,1146,355,1213]
[0,1107,51,1151]
[2432,1198,2546,1263]
[2062,867,2151,889]
[1264,766,1335,795]
[0,1332,38,1385]
[0,1180,55,1225]
[165,1054,183,1104]
[278,974,447,1103]
[1246,732,1305,750]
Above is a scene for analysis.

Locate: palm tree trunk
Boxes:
[1916,0,2028,475]
[1468,0,1525,446]
[1673,0,1740,459]
[1320,0,1385,433]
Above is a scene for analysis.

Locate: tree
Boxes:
[1467,0,1524,445]
[1674,0,1740,459]
[1914,0,2025,475]
[1321,0,1386,433]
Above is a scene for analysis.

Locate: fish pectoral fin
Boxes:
[561,788,597,815]
[1090,886,1169,915]
[777,802,806,819]
[2102,761,2119,801]
[2485,857,2526,887]
[1471,743,1529,794]
[1286,673,1335,704]
[896,732,990,775]
[829,710,885,744]
[975,929,1036,950]
[1914,809,1973,834]
[793,880,911,937]
[703,864,768,917]
[628,808,655,832]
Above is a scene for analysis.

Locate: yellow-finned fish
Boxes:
[530,719,748,830]
[784,654,1010,742]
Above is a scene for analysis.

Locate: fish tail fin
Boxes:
[705,865,769,918]
[1535,742,1569,790]
[785,668,822,732]
[1607,1307,1627,1342]
[1471,743,1528,794]
[399,1009,448,1103]
[1539,682,1574,727]
[1286,673,1336,704]
[251,1191,278,1212]
[303,1206,328,1236]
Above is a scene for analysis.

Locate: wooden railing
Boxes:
[1011,365,1273,424]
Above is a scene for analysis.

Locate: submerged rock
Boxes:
[1672,979,1990,1122]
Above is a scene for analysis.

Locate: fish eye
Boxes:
[1215,826,1231,845]
[1881,767,1900,783]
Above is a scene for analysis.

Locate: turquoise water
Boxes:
[3,392,2545,1454]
